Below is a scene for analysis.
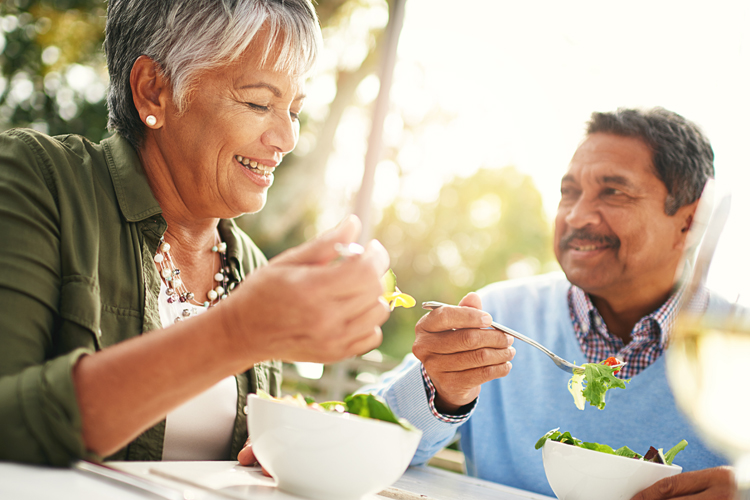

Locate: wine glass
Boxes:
[667,180,750,499]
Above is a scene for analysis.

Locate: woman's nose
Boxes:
[262,111,298,155]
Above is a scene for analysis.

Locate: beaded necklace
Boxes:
[153,234,230,322]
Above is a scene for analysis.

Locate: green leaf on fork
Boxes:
[568,361,629,410]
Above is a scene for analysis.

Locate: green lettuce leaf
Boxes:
[581,363,628,409]
[318,401,346,412]
[580,441,615,454]
[257,390,417,431]
[568,362,629,410]
[343,393,417,431]
[535,429,683,465]
[535,428,562,449]
[614,446,642,459]
[664,440,688,465]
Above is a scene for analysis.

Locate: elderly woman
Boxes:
[0,0,390,465]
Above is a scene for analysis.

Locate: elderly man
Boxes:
[369,108,733,499]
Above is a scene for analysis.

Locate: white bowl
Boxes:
[542,440,683,500]
[247,395,423,500]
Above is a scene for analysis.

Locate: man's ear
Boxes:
[675,199,700,250]
[130,55,168,129]
[681,214,693,233]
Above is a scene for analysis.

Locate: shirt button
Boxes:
[243,405,248,415]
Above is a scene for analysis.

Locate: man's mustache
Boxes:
[559,229,620,250]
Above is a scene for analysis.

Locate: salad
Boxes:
[335,243,414,311]
[255,389,416,431]
[536,428,688,466]
[568,357,629,410]
[382,269,415,310]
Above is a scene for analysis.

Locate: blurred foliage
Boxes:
[375,167,557,357]
[241,0,391,255]
[0,0,109,140]
[0,0,366,143]
[0,0,557,362]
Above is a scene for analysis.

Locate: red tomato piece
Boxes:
[602,356,622,372]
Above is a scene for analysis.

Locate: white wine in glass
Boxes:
[667,187,750,499]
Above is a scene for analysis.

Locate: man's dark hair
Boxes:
[587,107,715,215]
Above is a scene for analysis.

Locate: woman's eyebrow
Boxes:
[239,82,306,101]
[240,82,281,96]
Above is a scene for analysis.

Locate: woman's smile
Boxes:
[235,154,275,187]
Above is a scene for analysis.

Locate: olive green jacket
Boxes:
[0,128,281,465]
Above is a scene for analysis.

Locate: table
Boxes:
[0,460,555,500]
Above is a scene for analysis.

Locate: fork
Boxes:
[421,301,625,375]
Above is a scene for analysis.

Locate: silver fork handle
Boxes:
[422,301,559,359]
[421,300,593,375]
[489,320,557,358]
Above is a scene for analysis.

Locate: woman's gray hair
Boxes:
[105,0,322,149]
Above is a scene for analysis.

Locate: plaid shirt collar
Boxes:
[567,280,689,377]
[569,284,683,349]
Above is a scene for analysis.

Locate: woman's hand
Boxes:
[220,215,392,365]
[237,438,271,476]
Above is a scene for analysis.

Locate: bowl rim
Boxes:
[247,394,422,435]
[544,439,683,471]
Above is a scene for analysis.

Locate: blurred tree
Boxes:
[374,166,558,358]
[0,0,109,140]
[0,0,379,148]
[239,0,390,256]
[0,0,559,366]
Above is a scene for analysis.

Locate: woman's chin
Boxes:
[209,194,267,219]
[238,196,267,216]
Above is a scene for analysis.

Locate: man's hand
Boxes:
[631,467,736,500]
[412,292,515,414]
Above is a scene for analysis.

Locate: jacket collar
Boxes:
[101,133,249,282]
[102,133,162,222]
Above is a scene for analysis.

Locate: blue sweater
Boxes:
[370,273,727,497]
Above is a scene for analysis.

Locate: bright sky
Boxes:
[326,0,750,222]
[304,1,750,378]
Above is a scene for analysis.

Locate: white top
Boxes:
[158,281,238,460]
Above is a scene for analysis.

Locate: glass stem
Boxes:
[736,455,750,500]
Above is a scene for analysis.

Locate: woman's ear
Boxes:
[130,55,168,129]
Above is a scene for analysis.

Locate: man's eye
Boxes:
[560,187,578,198]
[603,188,623,196]
[290,111,299,121]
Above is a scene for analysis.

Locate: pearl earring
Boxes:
[145,115,157,127]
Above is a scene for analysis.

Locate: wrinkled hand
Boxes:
[237,438,271,477]
[412,292,515,414]
[631,467,736,500]
[221,215,391,365]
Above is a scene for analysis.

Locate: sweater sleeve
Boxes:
[358,355,466,465]
[0,131,90,465]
